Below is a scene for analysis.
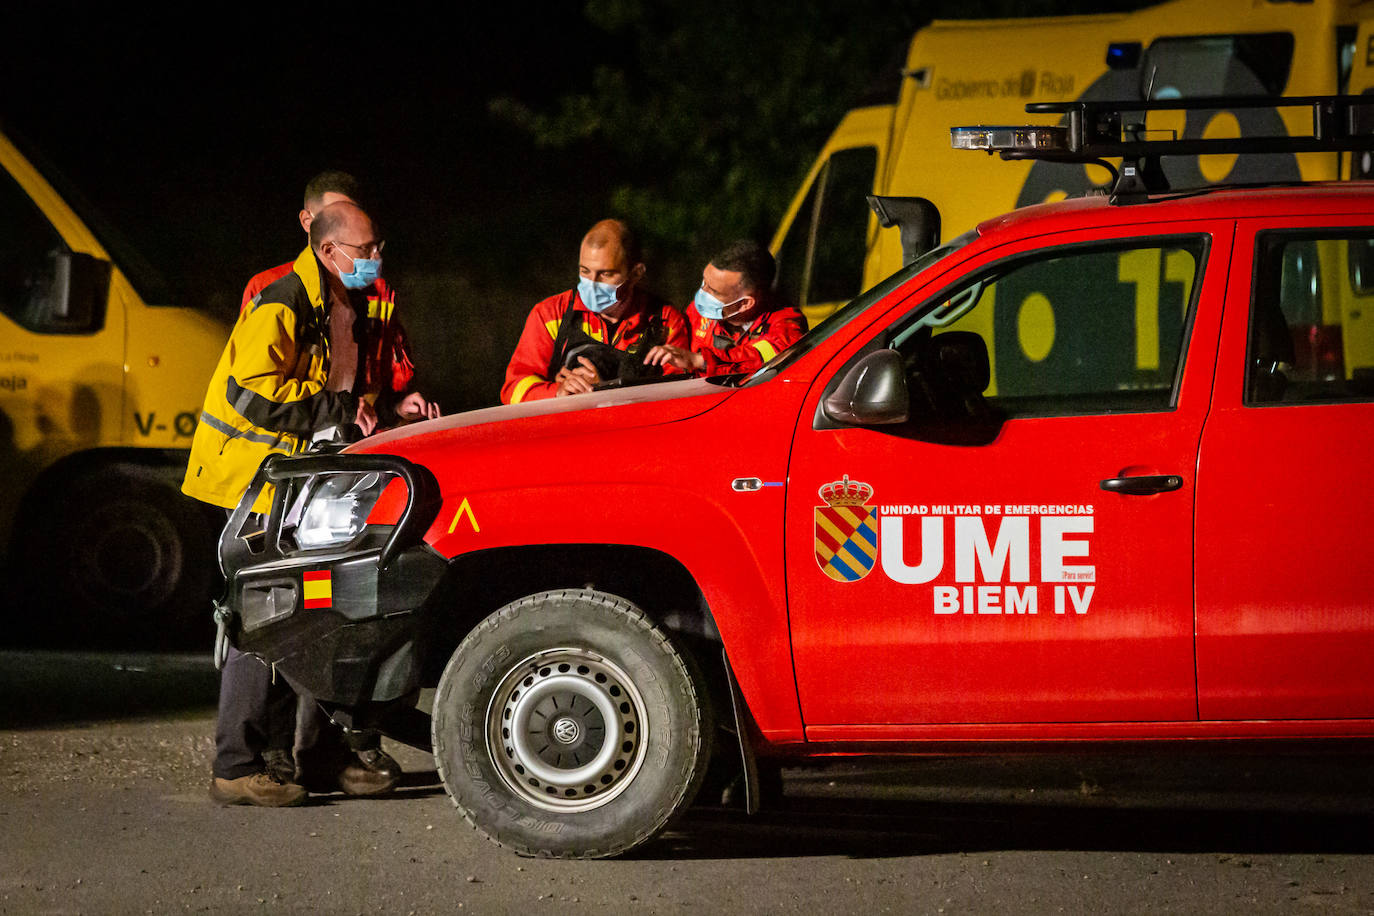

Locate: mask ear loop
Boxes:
[722,294,756,323]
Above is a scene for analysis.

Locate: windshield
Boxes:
[738,230,976,385]
[4,123,175,306]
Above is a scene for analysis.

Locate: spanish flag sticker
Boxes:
[303,569,332,609]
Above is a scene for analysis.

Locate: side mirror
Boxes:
[823,349,909,426]
[867,195,941,267]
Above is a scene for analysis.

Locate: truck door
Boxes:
[784,222,1232,731]
[1196,217,1374,720]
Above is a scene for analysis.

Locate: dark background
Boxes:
[1,1,1139,413]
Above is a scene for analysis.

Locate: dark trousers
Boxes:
[211,510,373,781]
[212,647,350,780]
[212,646,296,780]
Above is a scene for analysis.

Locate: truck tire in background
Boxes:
[11,459,219,647]
[432,589,713,858]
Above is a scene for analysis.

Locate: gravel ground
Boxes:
[5,651,1374,915]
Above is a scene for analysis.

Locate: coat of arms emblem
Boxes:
[814,475,877,582]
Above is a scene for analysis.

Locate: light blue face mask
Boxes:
[577,275,622,313]
[694,286,746,322]
[338,255,382,290]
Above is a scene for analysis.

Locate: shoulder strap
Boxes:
[546,295,582,379]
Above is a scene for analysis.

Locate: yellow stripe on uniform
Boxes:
[752,340,778,362]
[510,375,541,404]
[544,319,561,340]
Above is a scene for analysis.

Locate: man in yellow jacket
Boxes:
[186,199,437,806]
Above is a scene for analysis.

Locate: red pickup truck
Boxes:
[221,97,1374,858]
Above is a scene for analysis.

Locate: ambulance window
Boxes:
[1350,238,1374,295]
[775,177,817,309]
[1142,33,1293,99]
[774,146,877,312]
[895,238,1204,418]
[809,147,876,304]
[0,172,72,332]
[1247,231,1374,404]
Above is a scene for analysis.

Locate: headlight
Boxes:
[293,472,390,550]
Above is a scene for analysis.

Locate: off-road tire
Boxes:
[431,588,712,858]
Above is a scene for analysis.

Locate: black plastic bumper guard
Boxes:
[219,452,445,710]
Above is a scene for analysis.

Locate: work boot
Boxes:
[262,748,296,784]
[338,748,402,796]
[298,748,402,796]
[209,771,307,807]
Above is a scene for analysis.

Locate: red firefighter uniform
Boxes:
[687,300,808,376]
[502,287,689,404]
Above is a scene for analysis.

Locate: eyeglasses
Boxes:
[333,239,385,258]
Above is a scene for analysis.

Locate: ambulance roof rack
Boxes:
[950,94,1374,204]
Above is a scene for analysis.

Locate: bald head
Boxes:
[577,219,646,314]
[581,219,642,266]
[309,200,375,253]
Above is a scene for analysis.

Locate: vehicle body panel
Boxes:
[1195,209,1374,720]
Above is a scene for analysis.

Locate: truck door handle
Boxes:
[1099,474,1183,495]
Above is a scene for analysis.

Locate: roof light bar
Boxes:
[951,95,1374,160]
[950,125,1068,153]
[950,94,1374,204]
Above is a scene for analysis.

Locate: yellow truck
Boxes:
[773,0,1374,325]
[1,127,229,642]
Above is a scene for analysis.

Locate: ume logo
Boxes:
[815,475,1096,616]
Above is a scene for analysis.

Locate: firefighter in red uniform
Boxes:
[645,240,807,377]
[501,219,688,404]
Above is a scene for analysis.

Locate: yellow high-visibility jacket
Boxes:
[182,248,395,512]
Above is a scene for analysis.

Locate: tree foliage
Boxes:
[491,0,918,267]
[491,0,1154,276]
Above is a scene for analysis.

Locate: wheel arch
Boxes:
[419,479,803,741]
[417,543,721,687]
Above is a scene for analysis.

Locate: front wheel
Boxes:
[431,589,712,858]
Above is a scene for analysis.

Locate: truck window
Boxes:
[775,146,877,314]
[893,238,1205,417]
[1247,231,1374,404]
[0,171,70,333]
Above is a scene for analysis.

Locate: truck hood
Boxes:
[348,376,735,458]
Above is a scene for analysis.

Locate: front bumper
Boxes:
[220,452,444,707]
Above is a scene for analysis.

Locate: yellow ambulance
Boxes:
[1,127,229,641]
[773,0,1374,325]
